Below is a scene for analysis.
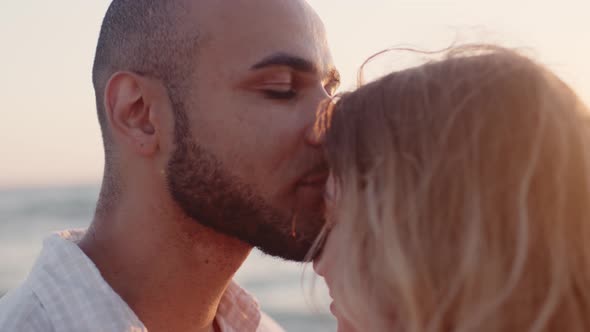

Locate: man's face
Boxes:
[166,0,339,261]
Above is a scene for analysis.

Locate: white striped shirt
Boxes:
[0,230,284,332]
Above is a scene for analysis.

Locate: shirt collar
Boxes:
[27,229,263,332]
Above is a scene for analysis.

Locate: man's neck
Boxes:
[79,192,252,332]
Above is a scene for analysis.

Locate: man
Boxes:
[0,0,340,331]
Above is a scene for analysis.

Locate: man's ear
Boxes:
[104,72,161,156]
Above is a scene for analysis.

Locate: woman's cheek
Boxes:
[335,311,360,332]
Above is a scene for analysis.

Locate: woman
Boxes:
[313,46,590,332]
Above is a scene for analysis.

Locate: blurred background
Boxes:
[1,0,588,331]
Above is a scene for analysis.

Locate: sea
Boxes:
[0,185,336,331]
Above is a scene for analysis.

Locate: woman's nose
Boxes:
[313,256,325,277]
[313,240,333,278]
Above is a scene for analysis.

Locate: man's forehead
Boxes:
[187,0,316,33]
[186,0,334,74]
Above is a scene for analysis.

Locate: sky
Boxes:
[1,0,589,188]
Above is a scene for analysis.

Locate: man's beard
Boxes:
[165,109,325,261]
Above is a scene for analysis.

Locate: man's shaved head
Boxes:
[91,0,335,261]
[92,0,197,148]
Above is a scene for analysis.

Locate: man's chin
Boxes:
[257,219,324,261]
[255,233,316,262]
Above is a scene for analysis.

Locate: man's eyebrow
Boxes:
[251,53,318,73]
[327,68,341,83]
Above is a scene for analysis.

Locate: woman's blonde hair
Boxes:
[320,45,590,332]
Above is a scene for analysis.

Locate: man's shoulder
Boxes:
[0,284,53,332]
[217,281,286,332]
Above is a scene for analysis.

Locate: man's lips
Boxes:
[298,169,329,187]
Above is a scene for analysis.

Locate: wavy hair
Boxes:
[320,45,590,332]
